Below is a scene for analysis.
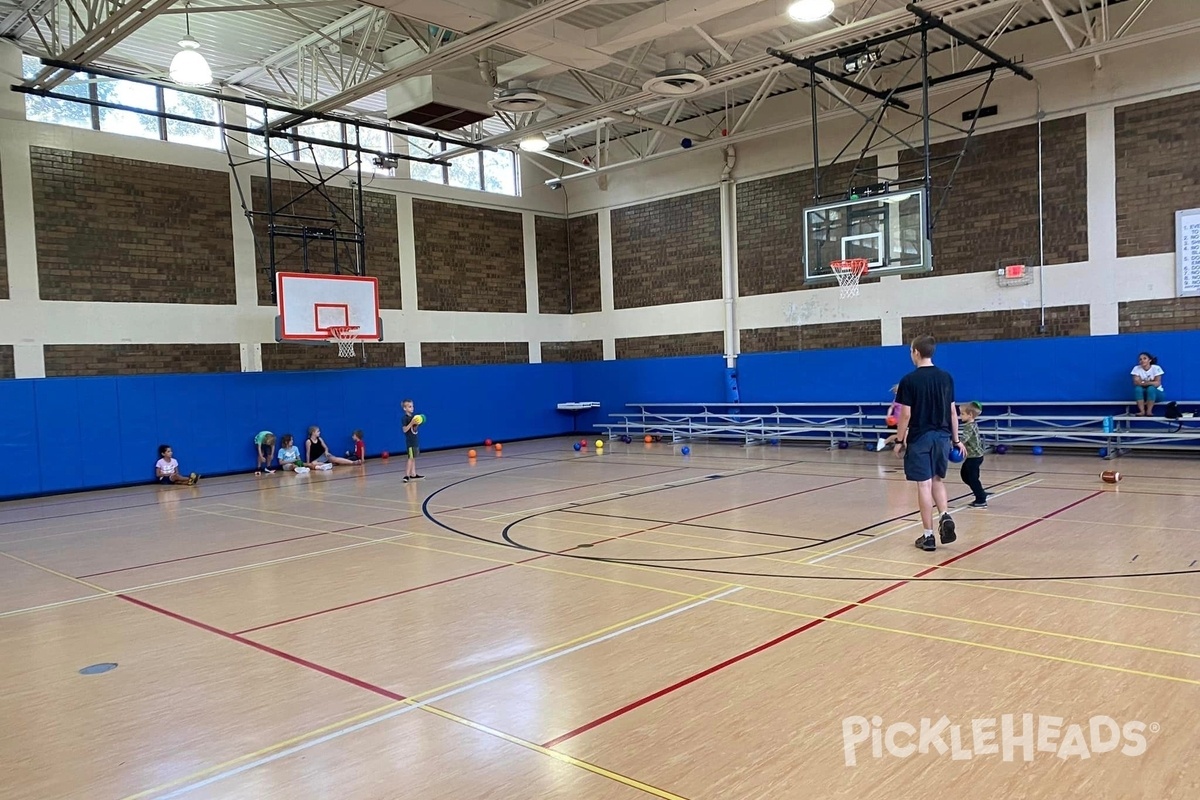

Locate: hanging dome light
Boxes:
[519,132,550,152]
[787,0,835,23]
[170,38,212,86]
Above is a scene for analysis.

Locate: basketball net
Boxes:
[830,259,869,299]
[327,326,359,358]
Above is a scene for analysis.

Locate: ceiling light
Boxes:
[787,0,835,23]
[170,38,212,86]
[519,133,550,152]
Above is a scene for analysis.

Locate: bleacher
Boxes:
[596,401,1200,458]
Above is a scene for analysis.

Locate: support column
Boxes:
[523,211,541,362]
[1086,106,1120,336]
[598,208,615,360]
[718,147,739,369]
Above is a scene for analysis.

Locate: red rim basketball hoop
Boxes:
[327,325,360,358]
[829,258,870,298]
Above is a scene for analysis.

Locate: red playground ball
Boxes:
[381,451,389,460]
[1100,470,1121,484]
[484,439,493,447]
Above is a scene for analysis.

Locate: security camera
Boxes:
[548,180,563,191]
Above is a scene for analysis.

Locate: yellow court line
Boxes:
[418,704,689,800]
[0,550,109,593]
[834,549,1200,602]
[119,587,722,800]
[714,595,1200,687]
[412,515,1200,662]
[340,529,1200,684]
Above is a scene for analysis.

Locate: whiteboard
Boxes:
[1175,208,1200,297]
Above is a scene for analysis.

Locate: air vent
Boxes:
[643,52,710,97]
[386,74,493,132]
[489,82,547,113]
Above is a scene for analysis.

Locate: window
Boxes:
[96,77,161,140]
[21,54,220,150]
[22,55,92,129]
[294,120,346,169]
[406,136,520,196]
[164,89,221,149]
[354,126,394,175]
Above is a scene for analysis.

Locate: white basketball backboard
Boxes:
[276,272,380,341]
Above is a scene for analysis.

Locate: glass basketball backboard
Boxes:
[275,272,381,341]
[803,187,931,286]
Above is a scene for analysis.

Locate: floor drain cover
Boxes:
[79,663,118,675]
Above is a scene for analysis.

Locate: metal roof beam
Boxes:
[225,4,379,86]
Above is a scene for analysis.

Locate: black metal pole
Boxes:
[265,105,277,298]
[906,3,1034,81]
[810,66,821,202]
[921,27,932,244]
[354,123,366,277]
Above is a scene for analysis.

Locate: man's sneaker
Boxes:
[915,534,936,552]
[875,437,888,452]
[969,500,988,509]
[413,474,426,481]
[402,476,411,483]
[939,513,957,544]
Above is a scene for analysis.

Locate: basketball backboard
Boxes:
[275,272,381,342]
[803,187,931,286]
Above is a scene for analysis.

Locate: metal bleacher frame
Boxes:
[596,401,1200,459]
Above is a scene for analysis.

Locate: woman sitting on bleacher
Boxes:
[1131,352,1165,416]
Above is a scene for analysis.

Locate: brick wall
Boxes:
[615,331,723,360]
[536,215,601,314]
[1115,90,1200,257]
[899,116,1088,277]
[261,342,406,371]
[1118,296,1200,333]
[535,216,570,314]
[43,344,241,377]
[421,342,529,366]
[251,177,399,307]
[413,199,525,313]
[31,148,235,304]
[738,158,876,296]
[0,346,12,379]
[541,340,604,362]
[740,320,881,353]
[611,191,720,309]
[569,215,601,313]
[901,304,1090,343]
[0,158,7,300]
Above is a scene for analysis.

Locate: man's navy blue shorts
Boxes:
[905,431,950,482]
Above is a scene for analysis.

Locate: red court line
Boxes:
[232,477,859,635]
[119,594,406,702]
[75,514,424,579]
[541,490,1104,749]
[235,562,515,635]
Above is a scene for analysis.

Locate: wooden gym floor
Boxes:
[2,436,1199,799]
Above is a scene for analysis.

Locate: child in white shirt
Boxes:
[155,445,198,485]
[1131,352,1165,416]
[277,434,306,472]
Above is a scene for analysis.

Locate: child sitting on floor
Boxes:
[155,445,198,486]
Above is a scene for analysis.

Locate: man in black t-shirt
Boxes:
[894,335,966,552]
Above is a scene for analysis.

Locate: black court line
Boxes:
[563,510,827,543]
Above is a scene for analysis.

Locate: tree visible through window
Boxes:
[406,136,520,196]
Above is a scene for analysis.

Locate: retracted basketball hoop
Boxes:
[327,325,360,358]
[829,258,870,298]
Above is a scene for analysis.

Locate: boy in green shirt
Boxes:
[958,402,988,508]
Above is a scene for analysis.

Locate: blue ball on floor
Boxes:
[681,446,691,456]
[995,445,1009,455]
[837,441,850,450]
[1032,445,1044,455]
[949,448,964,463]
[573,442,581,451]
